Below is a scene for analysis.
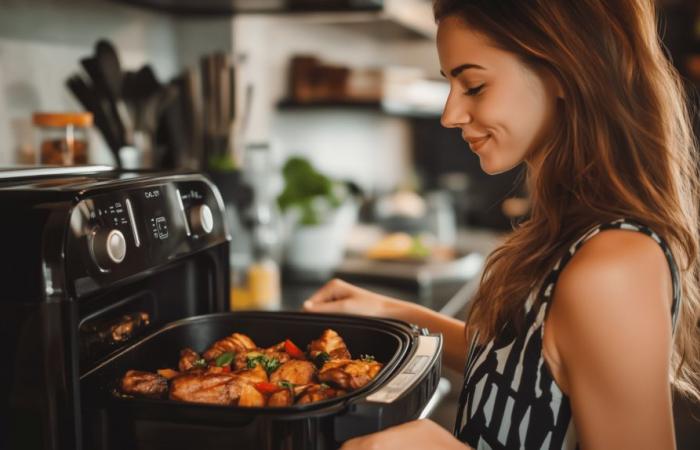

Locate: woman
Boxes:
[304,0,700,449]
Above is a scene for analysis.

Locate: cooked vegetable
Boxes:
[254,382,284,395]
[247,354,281,374]
[192,358,207,368]
[157,368,180,380]
[284,339,306,359]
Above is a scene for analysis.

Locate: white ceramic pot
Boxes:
[285,200,358,274]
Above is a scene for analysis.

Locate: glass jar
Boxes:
[32,112,93,165]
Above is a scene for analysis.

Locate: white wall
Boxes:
[0,0,232,165]
[233,14,439,195]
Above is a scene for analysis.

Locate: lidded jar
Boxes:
[33,112,93,165]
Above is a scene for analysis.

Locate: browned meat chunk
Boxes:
[169,372,240,405]
[318,359,383,390]
[178,347,201,372]
[296,384,346,405]
[169,370,266,407]
[267,389,292,407]
[270,360,316,385]
[234,364,268,384]
[121,370,167,398]
[203,333,256,361]
[238,382,265,407]
[308,329,351,361]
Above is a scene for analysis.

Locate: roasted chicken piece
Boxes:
[169,372,265,407]
[121,370,168,398]
[266,383,312,407]
[203,332,256,361]
[267,388,294,407]
[318,359,383,390]
[296,384,346,405]
[178,347,202,372]
[307,329,351,362]
[170,372,239,405]
[270,360,316,385]
[234,364,268,384]
[238,381,266,407]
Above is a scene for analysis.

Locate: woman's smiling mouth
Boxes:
[464,134,491,152]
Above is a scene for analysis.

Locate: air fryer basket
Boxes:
[80,311,442,450]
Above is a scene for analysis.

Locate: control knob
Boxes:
[91,228,127,269]
[190,204,214,235]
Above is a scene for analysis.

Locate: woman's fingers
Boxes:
[304,278,353,306]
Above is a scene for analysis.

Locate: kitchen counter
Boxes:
[279,227,505,318]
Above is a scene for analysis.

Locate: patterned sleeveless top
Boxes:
[454,218,681,450]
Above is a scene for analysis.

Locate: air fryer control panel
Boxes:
[66,177,228,297]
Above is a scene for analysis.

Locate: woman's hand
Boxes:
[340,419,473,450]
[304,278,470,371]
[303,278,406,318]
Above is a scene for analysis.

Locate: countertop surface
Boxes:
[278,227,505,318]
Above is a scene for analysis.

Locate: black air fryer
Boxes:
[0,166,441,450]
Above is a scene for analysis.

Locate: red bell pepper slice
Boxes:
[284,339,305,359]
[254,382,284,395]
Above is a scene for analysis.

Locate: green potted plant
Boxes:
[278,157,358,276]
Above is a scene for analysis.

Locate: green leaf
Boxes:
[216,352,235,367]
[278,380,294,389]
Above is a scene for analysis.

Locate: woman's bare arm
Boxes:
[548,230,675,449]
[304,279,469,372]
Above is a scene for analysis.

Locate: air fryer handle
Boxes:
[365,334,441,405]
[334,334,442,443]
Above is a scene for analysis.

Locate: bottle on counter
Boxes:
[33,112,93,165]
[230,143,282,311]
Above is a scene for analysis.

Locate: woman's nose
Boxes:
[441,92,472,129]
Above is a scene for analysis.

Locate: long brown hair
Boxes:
[434,0,700,401]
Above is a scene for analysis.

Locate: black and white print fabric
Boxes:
[454,218,681,450]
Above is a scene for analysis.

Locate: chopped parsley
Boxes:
[278,380,295,390]
[360,354,375,362]
[247,354,281,374]
[192,358,207,368]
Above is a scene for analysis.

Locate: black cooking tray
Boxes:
[80,311,442,450]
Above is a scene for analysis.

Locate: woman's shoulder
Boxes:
[562,226,670,285]
[548,226,674,367]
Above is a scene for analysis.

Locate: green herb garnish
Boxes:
[320,383,330,389]
[192,358,207,368]
[278,380,295,389]
[360,354,375,362]
[215,352,235,367]
[314,351,330,368]
[247,354,281,374]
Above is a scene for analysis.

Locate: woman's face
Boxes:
[437,16,561,175]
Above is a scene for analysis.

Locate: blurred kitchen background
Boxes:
[1,0,699,444]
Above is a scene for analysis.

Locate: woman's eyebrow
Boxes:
[439,63,486,78]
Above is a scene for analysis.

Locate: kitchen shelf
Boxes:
[277,98,441,118]
[111,0,383,17]
[110,0,435,40]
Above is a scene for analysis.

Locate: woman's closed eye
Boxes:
[464,84,485,96]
